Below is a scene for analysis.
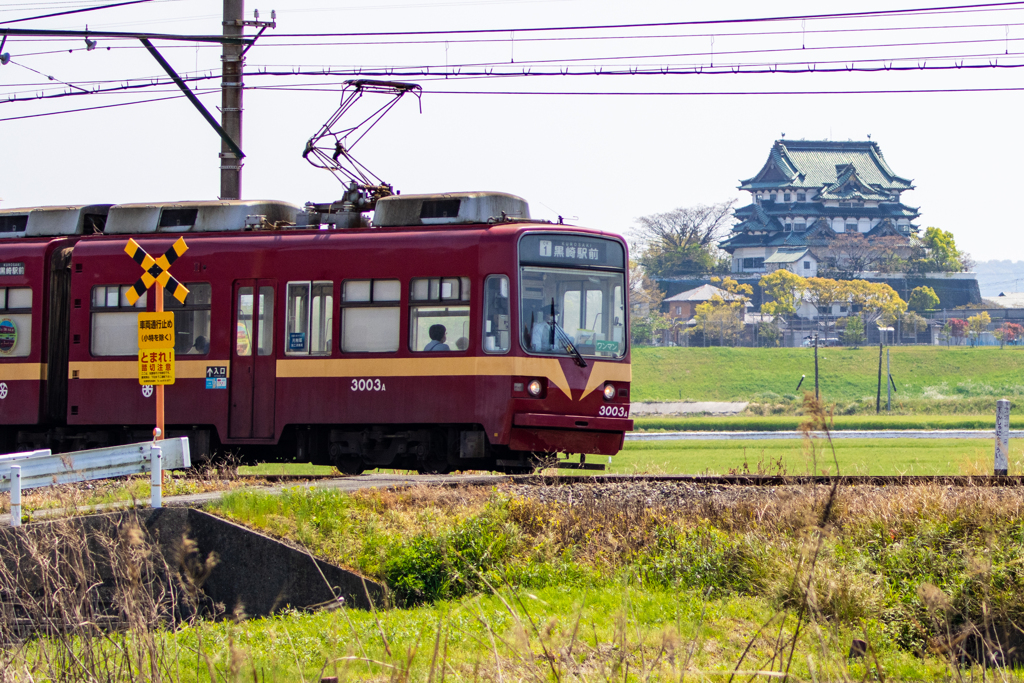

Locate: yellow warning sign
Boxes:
[138,312,175,349]
[138,349,175,385]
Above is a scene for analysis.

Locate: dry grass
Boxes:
[0,512,212,681]
[0,473,276,520]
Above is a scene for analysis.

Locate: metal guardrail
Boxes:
[0,438,191,526]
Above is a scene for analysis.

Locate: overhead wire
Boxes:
[0,0,157,26]
[6,1,1024,111]
[0,91,184,121]
[247,84,1024,95]
[260,1,1024,38]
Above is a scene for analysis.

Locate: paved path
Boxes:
[630,401,748,415]
[627,430,1024,441]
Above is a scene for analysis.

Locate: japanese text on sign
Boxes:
[137,312,175,349]
[138,349,175,385]
[0,263,25,277]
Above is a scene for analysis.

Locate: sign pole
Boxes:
[125,236,189,494]
[155,283,164,444]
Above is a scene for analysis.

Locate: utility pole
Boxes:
[813,333,819,400]
[876,340,883,414]
[221,0,244,199]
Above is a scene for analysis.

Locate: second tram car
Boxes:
[0,192,631,473]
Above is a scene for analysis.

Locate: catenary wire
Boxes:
[261,1,1024,38]
[0,91,183,121]
[0,0,156,26]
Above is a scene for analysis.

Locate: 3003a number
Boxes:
[351,378,386,392]
[598,405,628,417]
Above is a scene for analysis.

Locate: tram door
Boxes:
[229,280,276,439]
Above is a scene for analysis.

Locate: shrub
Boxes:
[379,509,519,605]
[631,522,765,595]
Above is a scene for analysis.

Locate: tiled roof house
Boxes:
[720,139,919,275]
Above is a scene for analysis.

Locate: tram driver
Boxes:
[423,324,451,351]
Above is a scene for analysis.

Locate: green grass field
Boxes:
[632,345,1024,404]
[632,414,1022,431]
[614,438,1024,476]
[236,437,1021,478]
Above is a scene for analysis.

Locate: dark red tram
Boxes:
[0,192,631,473]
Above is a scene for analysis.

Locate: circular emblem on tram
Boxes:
[0,318,17,356]
[142,385,154,398]
[0,383,7,400]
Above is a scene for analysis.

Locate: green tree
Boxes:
[631,200,735,277]
[842,315,865,347]
[909,227,971,273]
[907,285,940,312]
[756,320,782,347]
[967,311,991,347]
[897,310,928,343]
[628,260,670,345]
[630,311,671,346]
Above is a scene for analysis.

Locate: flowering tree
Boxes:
[942,318,969,346]
[994,322,1024,349]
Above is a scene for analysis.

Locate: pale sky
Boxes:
[1,0,1021,261]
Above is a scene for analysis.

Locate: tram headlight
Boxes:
[603,383,616,401]
[527,379,543,397]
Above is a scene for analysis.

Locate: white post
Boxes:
[10,464,21,527]
[150,444,162,508]
[995,399,1010,476]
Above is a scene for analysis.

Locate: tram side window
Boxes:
[164,283,211,355]
[91,285,146,356]
[410,277,470,352]
[286,281,333,355]
[0,287,32,358]
[482,275,510,353]
[340,279,400,353]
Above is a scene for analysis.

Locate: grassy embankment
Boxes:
[171,482,1024,680]
[632,345,1024,414]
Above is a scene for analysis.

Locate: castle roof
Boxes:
[732,200,920,222]
[739,139,914,193]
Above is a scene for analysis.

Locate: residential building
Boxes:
[660,284,751,345]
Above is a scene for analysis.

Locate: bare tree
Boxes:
[630,200,736,277]
[815,233,907,278]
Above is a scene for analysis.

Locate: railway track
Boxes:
[232,473,1024,487]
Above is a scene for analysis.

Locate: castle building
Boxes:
[720,139,920,274]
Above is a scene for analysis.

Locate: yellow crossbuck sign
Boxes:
[124,237,190,305]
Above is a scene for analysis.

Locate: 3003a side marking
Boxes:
[351,378,386,392]
[598,405,628,418]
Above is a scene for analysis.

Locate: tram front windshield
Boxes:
[519,234,626,360]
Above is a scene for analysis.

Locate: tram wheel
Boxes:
[335,458,365,475]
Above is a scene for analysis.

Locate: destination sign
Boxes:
[519,234,625,269]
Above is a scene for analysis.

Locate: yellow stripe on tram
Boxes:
[0,363,48,381]
[65,357,631,402]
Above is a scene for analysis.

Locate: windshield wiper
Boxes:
[548,298,587,368]
[554,323,587,367]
